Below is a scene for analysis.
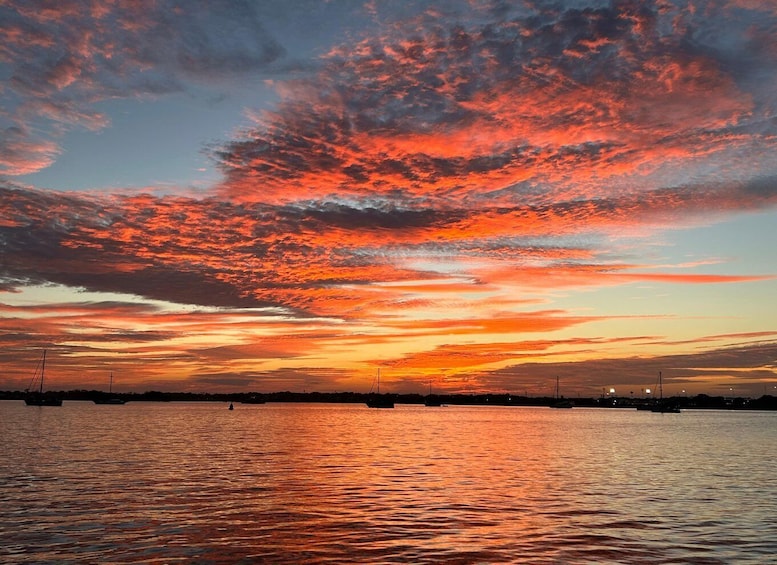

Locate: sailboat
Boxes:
[93,372,126,404]
[366,368,394,408]
[24,350,63,406]
[651,371,680,413]
[550,376,573,408]
[424,380,443,406]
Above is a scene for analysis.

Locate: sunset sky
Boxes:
[1,0,776,397]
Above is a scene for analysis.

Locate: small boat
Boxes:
[241,395,266,404]
[24,350,63,406]
[366,368,394,408]
[424,380,443,406]
[93,372,126,404]
[550,376,573,408]
[228,402,234,410]
[651,404,680,413]
[651,371,680,413]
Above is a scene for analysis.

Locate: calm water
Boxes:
[1,401,776,564]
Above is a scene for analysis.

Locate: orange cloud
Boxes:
[2,2,776,394]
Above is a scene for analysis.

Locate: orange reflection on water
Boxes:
[6,402,774,563]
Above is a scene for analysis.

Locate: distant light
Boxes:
[609,388,616,394]
[645,388,651,394]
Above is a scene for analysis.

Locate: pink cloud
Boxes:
[0,130,60,175]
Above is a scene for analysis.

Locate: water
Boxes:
[1,401,776,564]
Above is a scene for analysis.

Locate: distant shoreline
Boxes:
[2,390,775,410]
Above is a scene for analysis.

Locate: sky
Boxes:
[1,0,776,398]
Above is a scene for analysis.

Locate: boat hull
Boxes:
[366,396,394,408]
[651,405,680,413]
[25,396,63,406]
[550,401,574,408]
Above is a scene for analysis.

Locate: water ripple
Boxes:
[2,402,776,563]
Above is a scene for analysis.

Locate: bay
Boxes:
[1,401,776,564]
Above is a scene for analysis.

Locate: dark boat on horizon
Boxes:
[366,369,394,408]
[241,394,266,404]
[93,372,126,405]
[24,350,63,407]
[550,376,573,409]
[424,380,443,406]
[651,371,680,413]
[366,394,395,408]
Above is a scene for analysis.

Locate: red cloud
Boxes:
[2,2,776,394]
[215,4,754,211]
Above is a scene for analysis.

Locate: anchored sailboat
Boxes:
[366,368,394,408]
[651,371,680,413]
[24,350,62,406]
[93,372,126,405]
[424,379,443,406]
[550,376,573,408]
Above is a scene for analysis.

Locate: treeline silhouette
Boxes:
[2,389,776,409]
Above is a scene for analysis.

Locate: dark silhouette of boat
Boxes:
[366,368,394,408]
[366,395,394,408]
[228,402,234,410]
[241,395,266,404]
[424,380,443,406]
[550,376,573,408]
[651,404,680,413]
[93,397,126,405]
[651,371,680,413]
[93,372,126,404]
[24,350,63,406]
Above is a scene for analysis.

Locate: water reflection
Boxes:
[1,402,776,563]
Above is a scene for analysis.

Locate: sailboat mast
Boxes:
[658,371,663,401]
[40,350,46,394]
[377,368,380,394]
